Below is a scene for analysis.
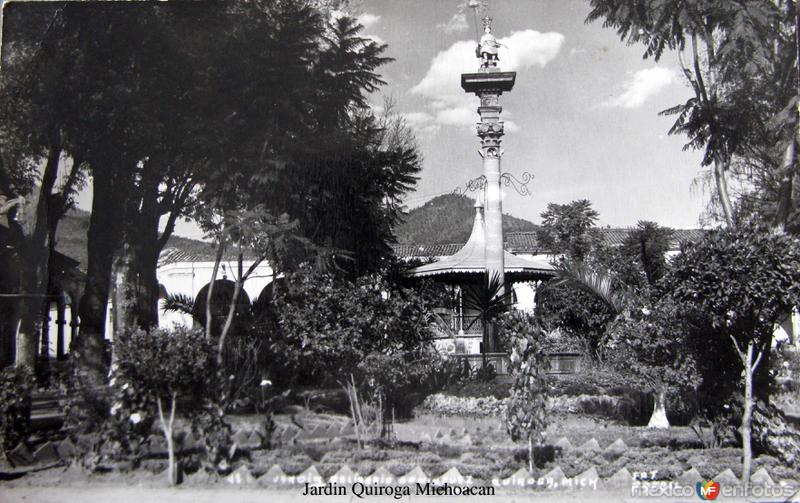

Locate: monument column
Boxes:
[462,17,516,293]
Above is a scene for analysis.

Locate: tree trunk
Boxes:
[15,142,62,369]
[134,167,162,330]
[217,277,243,366]
[740,341,757,486]
[157,394,178,486]
[205,241,224,340]
[75,166,127,385]
[111,239,138,355]
[713,155,734,226]
[528,436,534,473]
[647,389,670,429]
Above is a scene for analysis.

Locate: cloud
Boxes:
[504,120,520,133]
[404,112,441,137]
[601,67,675,109]
[357,13,381,29]
[437,12,469,34]
[411,30,564,130]
[435,106,475,127]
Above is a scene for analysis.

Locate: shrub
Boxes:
[271,267,439,386]
[443,379,511,400]
[358,349,464,422]
[112,326,229,484]
[417,393,506,417]
[0,366,32,457]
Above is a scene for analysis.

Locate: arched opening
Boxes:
[192,279,252,338]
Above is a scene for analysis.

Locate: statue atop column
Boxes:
[476,17,500,70]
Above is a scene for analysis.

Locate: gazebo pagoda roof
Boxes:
[406,202,554,282]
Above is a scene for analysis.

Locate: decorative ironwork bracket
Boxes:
[501,171,533,196]
[454,171,533,197]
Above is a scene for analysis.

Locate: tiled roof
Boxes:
[393,228,706,257]
[158,240,258,266]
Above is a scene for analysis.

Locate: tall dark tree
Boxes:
[587,0,799,229]
[0,3,87,369]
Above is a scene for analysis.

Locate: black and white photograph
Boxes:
[0,0,799,501]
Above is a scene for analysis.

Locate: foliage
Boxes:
[619,221,674,288]
[603,296,701,400]
[666,220,800,478]
[462,272,512,356]
[0,366,32,457]
[358,349,465,420]
[537,199,600,262]
[271,266,438,385]
[112,326,230,479]
[503,312,549,471]
[534,199,617,359]
[552,260,630,314]
[586,0,798,227]
[535,283,616,359]
[667,219,800,398]
[417,393,506,418]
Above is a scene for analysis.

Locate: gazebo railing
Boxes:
[448,351,582,376]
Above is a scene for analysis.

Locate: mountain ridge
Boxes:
[395,193,538,245]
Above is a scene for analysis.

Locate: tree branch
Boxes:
[728,333,747,366]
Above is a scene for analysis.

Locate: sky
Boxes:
[72,0,710,238]
[354,0,709,230]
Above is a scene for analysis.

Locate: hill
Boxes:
[395,193,537,245]
[56,209,207,269]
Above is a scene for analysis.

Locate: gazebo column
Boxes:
[56,297,67,361]
[69,312,79,359]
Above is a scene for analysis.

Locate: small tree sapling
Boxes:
[503,312,549,473]
[112,326,220,485]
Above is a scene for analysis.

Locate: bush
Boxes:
[271,267,439,387]
[443,379,511,400]
[417,393,506,417]
[358,349,465,420]
[111,326,230,484]
[0,366,32,456]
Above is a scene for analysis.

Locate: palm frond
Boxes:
[161,293,197,318]
[462,272,512,325]
[553,261,628,314]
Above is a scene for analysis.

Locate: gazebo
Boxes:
[408,199,553,283]
[405,200,554,371]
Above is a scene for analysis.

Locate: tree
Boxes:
[503,312,548,473]
[535,200,615,360]
[0,3,88,369]
[586,1,798,228]
[536,199,600,263]
[667,220,800,483]
[112,327,221,485]
[270,266,437,385]
[619,221,674,288]
[604,296,700,428]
